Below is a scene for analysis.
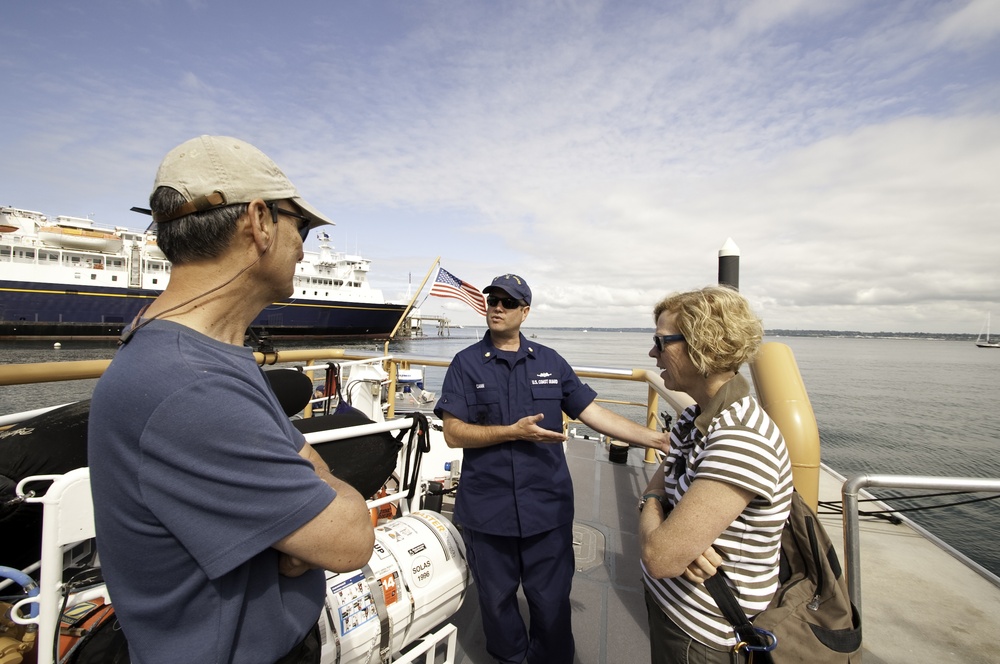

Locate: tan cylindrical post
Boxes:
[748,342,821,512]
[644,385,660,464]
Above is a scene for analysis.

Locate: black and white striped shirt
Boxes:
[642,374,793,649]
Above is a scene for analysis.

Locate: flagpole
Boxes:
[383,256,440,356]
[382,257,439,419]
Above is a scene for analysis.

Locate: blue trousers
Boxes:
[462,523,575,664]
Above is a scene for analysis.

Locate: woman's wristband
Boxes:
[638,493,664,513]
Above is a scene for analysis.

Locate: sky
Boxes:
[2,0,999,333]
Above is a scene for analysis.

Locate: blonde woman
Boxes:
[639,286,793,663]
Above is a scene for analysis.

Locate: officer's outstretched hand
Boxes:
[513,413,567,443]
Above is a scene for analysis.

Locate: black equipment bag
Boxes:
[705,491,863,663]
[291,406,403,500]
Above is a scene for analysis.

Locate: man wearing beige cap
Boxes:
[89,136,374,663]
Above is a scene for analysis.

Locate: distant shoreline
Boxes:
[531,328,980,342]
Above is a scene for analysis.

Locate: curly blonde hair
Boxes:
[653,286,763,376]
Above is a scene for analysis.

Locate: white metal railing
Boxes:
[842,474,1000,619]
[392,623,457,664]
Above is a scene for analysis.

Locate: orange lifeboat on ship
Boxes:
[144,239,167,260]
[37,216,124,254]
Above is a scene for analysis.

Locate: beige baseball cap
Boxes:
[151,135,334,230]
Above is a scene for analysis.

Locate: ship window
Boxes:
[112,275,118,282]
[0,247,9,258]
[91,274,97,280]
[152,278,158,285]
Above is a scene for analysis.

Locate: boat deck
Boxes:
[5,351,1000,664]
[429,438,1000,664]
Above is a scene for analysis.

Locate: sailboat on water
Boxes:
[976,313,1000,348]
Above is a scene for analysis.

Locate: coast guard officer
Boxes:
[434,274,668,664]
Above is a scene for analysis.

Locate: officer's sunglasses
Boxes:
[487,295,524,310]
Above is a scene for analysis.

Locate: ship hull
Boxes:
[0,280,407,339]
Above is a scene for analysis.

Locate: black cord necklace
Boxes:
[119,233,275,346]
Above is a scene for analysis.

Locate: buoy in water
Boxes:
[53,342,62,349]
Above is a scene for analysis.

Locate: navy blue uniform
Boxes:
[434,332,596,664]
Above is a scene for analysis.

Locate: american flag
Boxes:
[429,267,488,316]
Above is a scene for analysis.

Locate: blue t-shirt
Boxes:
[433,332,596,537]
[88,320,335,664]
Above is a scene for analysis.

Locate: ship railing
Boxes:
[299,356,397,414]
[0,350,691,453]
[243,351,692,427]
[842,474,1000,620]
[278,353,687,467]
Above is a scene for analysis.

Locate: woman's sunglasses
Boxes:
[652,334,686,352]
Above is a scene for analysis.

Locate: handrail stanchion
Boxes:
[842,475,866,620]
[386,360,399,419]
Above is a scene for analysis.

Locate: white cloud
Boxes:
[932,0,1000,50]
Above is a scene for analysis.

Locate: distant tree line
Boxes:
[765,329,977,341]
[542,327,979,341]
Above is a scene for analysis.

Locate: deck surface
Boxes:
[426,437,1000,664]
[432,437,656,663]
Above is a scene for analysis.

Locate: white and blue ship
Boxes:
[0,206,407,339]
